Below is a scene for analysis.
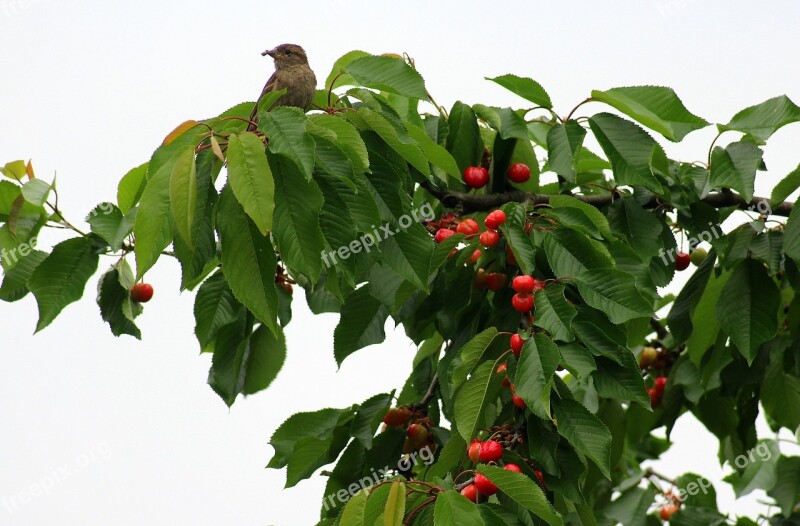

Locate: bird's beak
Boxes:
[262,48,276,58]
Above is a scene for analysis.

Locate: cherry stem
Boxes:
[564,97,594,122]
[404,496,436,525]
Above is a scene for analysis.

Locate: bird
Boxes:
[247,43,317,131]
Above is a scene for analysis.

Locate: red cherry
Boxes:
[654,376,668,393]
[474,473,498,496]
[479,440,503,463]
[504,463,522,473]
[480,230,501,248]
[406,424,429,447]
[486,272,508,292]
[460,483,479,502]
[468,440,482,463]
[382,407,412,427]
[511,293,534,313]
[534,471,546,488]
[497,363,511,388]
[531,279,546,292]
[507,163,531,183]
[649,388,662,407]
[469,249,482,265]
[435,228,455,243]
[660,504,679,520]
[512,394,526,409]
[510,334,525,357]
[456,219,480,237]
[484,210,507,230]
[675,251,691,271]
[473,268,489,289]
[464,166,489,189]
[512,275,535,294]
[130,283,154,303]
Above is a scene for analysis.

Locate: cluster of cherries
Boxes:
[495,332,536,409]
[460,436,545,502]
[382,406,435,454]
[639,345,676,408]
[463,163,532,189]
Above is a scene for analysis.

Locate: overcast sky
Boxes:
[2,1,800,524]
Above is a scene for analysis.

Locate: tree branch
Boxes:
[421,181,795,217]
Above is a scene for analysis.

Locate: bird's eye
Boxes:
[285,49,293,56]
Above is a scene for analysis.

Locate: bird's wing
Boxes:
[247,71,278,131]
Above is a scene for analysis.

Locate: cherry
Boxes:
[531,279,546,292]
[649,388,662,407]
[382,407,412,427]
[512,393,526,409]
[456,219,480,237]
[675,251,691,271]
[486,272,508,292]
[690,248,708,266]
[435,228,455,244]
[281,283,293,295]
[130,283,154,303]
[468,440,481,463]
[479,440,503,463]
[406,423,429,447]
[512,275,535,294]
[480,230,501,248]
[654,376,668,393]
[469,249,482,265]
[660,504,679,520]
[473,269,489,289]
[640,346,658,367]
[534,471,546,488]
[496,363,511,388]
[464,166,489,189]
[507,163,531,183]
[474,473,498,496]
[461,483,479,502]
[484,210,507,230]
[510,334,526,357]
[504,463,522,473]
[511,293,534,313]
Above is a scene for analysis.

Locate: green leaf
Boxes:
[406,124,459,181]
[446,101,483,174]
[686,267,731,364]
[133,159,173,278]
[383,480,406,526]
[0,248,47,302]
[534,283,577,342]
[168,146,197,246]
[487,74,552,108]
[768,456,800,517]
[786,203,800,264]
[591,86,709,141]
[547,122,587,183]
[724,440,779,497]
[720,95,800,142]
[454,360,502,441]
[433,490,485,526]
[216,187,279,334]
[325,50,371,91]
[307,114,370,174]
[226,132,275,236]
[605,486,658,526]
[450,327,499,392]
[339,490,369,525]
[762,352,800,430]
[558,343,597,380]
[475,464,563,526]
[514,334,560,418]
[543,228,614,278]
[28,237,100,332]
[772,163,800,206]
[350,393,393,449]
[86,203,135,252]
[333,285,389,366]
[268,407,347,469]
[716,259,780,363]
[574,269,654,324]
[667,250,717,345]
[709,141,763,202]
[473,105,530,140]
[117,162,149,214]
[242,324,286,395]
[20,178,51,207]
[96,261,142,339]
[592,353,651,408]
[500,219,536,276]
[553,398,612,479]
[261,107,316,180]
[353,108,431,178]
[344,55,428,100]
[588,113,666,194]
[380,229,433,292]
[606,198,664,258]
[270,153,327,282]
[0,160,26,181]
[193,272,243,352]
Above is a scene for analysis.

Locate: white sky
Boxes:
[2,1,800,524]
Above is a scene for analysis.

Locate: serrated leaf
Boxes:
[574,269,654,324]
[242,324,286,395]
[344,55,428,100]
[534,284,577,342]
[194,271,243,352]
[451,328,500,393]
[547,122,586,183]
[226,132,274,236]
[20,178,51,207]
[353,108,431,178]
[406,124,458,181]
[1,160,26,181]
[709,141,763,202]
[543,228,614,278]
[553,399,612,479]
[96,261,142,339]
[768,456,800,517]
[28,237,100,332]
[771,164,800,206]
[261,107,316,180]
[720,95,800,142]
[0,248,47,302]
[86,203,135,252]
[307,113,370,174]
[133,159,173,278]
[762,353,800,431]
[433,490,485,526]
[473,105,530,141]
[592,353,651,408]
[268,407,346,469]
[117,162,148,214]
[667,250,717,344]
[487,74,552,108]
[476,464,563,526]
[383,480,406,526]
[168,146,197,247]
[339,490,368,525]
[514,334,560,418]
[592,86,709,141]
[716,259,779,363]
[333,285,389,366]
[216,187,279,334]
[446,101,483,174]
[454,360,502,441]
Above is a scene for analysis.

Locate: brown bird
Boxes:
[247,43,317,131]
